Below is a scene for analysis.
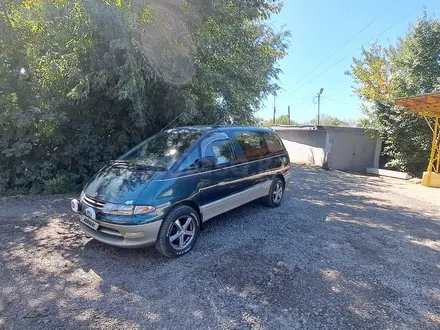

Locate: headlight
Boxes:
[102,203,155,215]
[102,203,134,215]
[134,205,156,215]
[71,199,79,212]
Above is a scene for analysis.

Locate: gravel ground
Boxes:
[1,165,440,330]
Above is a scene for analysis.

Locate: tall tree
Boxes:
[0,0,289,193]
[347,13,440,175]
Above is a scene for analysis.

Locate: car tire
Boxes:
[264,176,285,208]
[155,205,201,258]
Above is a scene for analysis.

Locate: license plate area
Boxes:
[80,215,99,231]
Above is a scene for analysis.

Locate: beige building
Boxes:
[273,125,381,172]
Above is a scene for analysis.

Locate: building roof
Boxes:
[213,125,274,132]
[395,92,440,118]
[166,125,274,133]
[271,125,366,132]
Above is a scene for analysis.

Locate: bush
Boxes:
[43,173,81,195]
[0,0,288,194]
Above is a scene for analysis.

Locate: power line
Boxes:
[287,6,423,96]
[290,97,314,109]
[286,7,391,91]
[278,95,310,101]
[325,87,351,98]
[323,97,350,105]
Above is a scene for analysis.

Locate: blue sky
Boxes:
[258,0,440,123]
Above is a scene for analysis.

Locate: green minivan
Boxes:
[71,126,291,257]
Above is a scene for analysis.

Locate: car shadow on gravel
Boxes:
[1,165,440,329]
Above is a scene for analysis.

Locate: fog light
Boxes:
[121,232,145,239]
[71,199,79,212]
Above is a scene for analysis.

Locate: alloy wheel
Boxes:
[273,181,283,203]
[169,216,196,250]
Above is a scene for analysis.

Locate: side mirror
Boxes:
[199,156,217,168]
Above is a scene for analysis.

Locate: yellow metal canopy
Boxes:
[396,92,440,118]
[396,92,440,186]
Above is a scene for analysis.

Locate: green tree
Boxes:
[261,114,298,127]
[347,13,440,175]
[306,114,349,126]
[0,0,289,194]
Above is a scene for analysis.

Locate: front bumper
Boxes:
[79,218,162,248]
[71,198,163,248]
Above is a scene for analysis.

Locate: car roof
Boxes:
[212,125,274,133]
[164,125,274,134]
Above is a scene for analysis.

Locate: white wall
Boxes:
[275,129,327,166]
[273,126,380,172]
[281,139,326,166]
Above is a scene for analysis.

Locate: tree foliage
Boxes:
[306,114,352,127]
[260,114,297,127]
[259,113,360,127]
[0,0,289,194]
[347,13,440,175]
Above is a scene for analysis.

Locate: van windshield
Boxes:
[121,130,202,170]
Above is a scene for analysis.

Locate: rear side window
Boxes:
[261,132,285,155]
[233,131,270,161]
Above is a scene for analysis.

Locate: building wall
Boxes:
[275,129,327,166]
[274,126,380,172]
[326,129,377,172]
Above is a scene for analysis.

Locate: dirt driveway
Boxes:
[0,165,439,329]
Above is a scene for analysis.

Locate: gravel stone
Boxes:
[0,165,439,329]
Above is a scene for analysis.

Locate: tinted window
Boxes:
[261,132,284,155]
[233,131,270,160]
[203,139,234,166]
[122,130,202,170]
[177,147,200,171]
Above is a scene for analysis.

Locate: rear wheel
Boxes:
[264,177,284,208]
[155,205,200,258]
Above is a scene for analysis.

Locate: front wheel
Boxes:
[155,205,200,258]
[264,177,285,208]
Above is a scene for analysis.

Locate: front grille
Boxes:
[99,226,123,238]
[83,195,106,210]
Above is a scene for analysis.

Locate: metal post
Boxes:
[317,93,321,125]
[436,117,440,173]
[288,106,291,125]
[428,116,439,173]
[317,88,323,126]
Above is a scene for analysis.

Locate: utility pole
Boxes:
[317,94,321,125]
[288,106,291,125]
[273,95,276,124]
[317,88,324,125]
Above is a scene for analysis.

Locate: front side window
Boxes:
[122,130,202,170]
[177,147,200,171]
[203,139,234,166]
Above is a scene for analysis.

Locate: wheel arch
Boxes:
[164,200,204,229]
[274,172,285,187]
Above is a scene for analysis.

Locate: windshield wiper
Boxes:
[111,159,129,164]
[111,160,166,171]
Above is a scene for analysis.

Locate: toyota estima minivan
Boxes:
[71,126,291,257]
